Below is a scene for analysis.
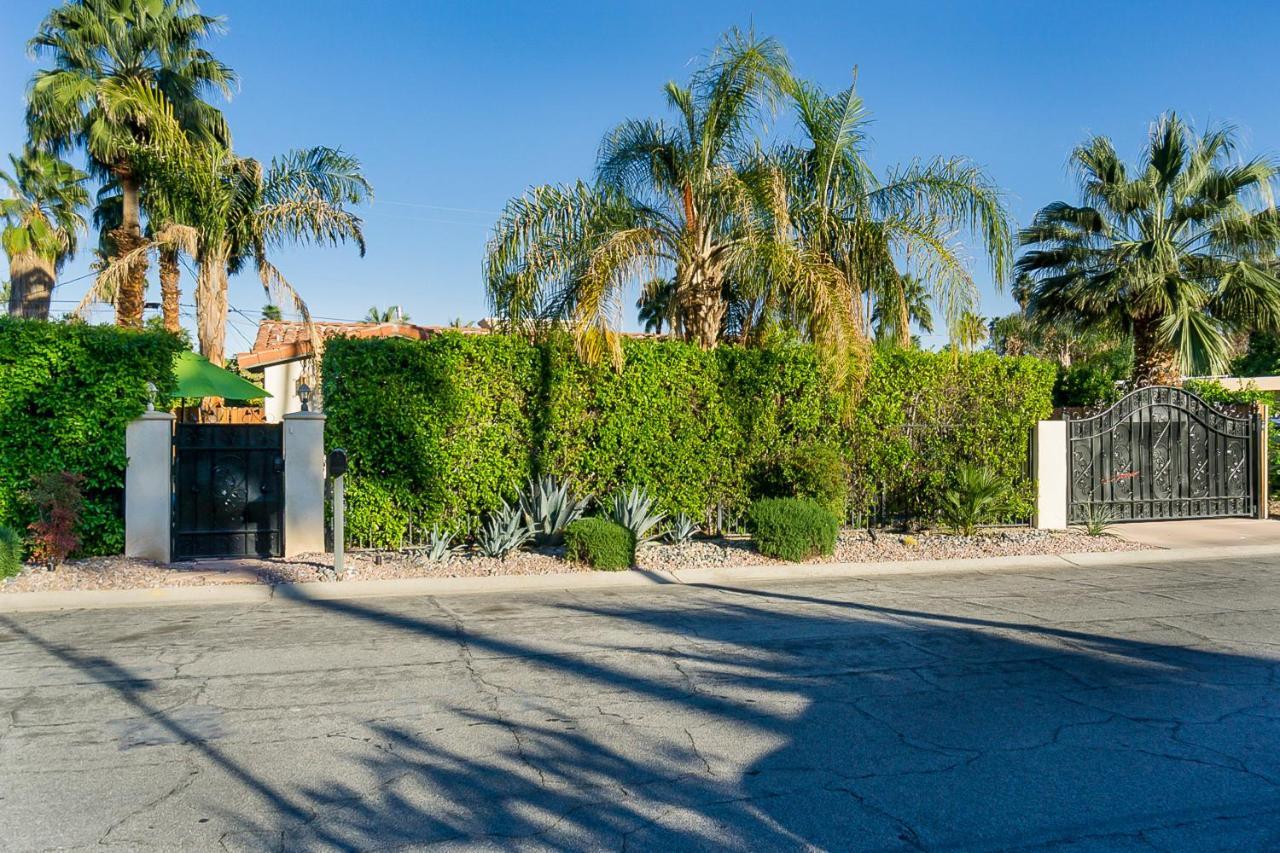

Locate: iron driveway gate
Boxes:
[1067,386,1259,523]
[173,424,284,559]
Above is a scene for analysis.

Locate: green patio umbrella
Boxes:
[172,351,271,401]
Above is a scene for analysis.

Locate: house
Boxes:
[236,320,488,421]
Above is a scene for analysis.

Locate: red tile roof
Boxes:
[235,320,487,369]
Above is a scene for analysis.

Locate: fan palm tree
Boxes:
[486,29,854,367]
[1,149,89,319]
[1017,113,1280,385]
[871,274,934,345]
[25,0,235,329]
[776,80,1010,349]
[93,181,183,331]
[84,142,371,367]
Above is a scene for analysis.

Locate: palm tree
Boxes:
[951,310,988,353]
[1,149,89,319]
[871,274,934,345]
[93,182,183,331]
[635,277,678,334]
[1017,114,1280,385]
[25,0,235,329]
[365,305,409,323]
[85,142,370,367]
[486,29,853,365]
[777,80,1010,348]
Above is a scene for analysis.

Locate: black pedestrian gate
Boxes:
[1067,386,1259,523]
[173,424,285,559]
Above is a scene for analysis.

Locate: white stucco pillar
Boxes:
[125,411,175,563]
[1034,420,1068,530]
[283,411,326,557]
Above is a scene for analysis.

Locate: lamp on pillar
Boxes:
[297,380,311,413]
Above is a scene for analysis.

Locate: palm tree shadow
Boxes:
[213,581,1279,849]
[6,576,1277,850]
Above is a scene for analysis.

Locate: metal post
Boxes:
[333,473,345,574]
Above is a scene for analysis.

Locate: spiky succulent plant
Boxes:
[477,500,532,558]
[665,512,698,545]
[424,525,459,562]
[606,486,666,544]
[519,475,590,546]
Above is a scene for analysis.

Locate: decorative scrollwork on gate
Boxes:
[1066,386,1258,523]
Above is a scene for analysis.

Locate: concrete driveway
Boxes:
[2,554,1279,851]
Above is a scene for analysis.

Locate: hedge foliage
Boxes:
[323,333,1056,546]
[0,319,183,556]
[0,525,21,580]
[748,497,838,561]
[563,517,634,571]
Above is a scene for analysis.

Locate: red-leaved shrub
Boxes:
[25,471,84,571]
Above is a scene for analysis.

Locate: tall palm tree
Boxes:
[85,142,370,367]
[25,0,235,329]
[871,274,934,346]
[486,29,851,366]
[776,80,1010,347]
[1017,113,1280,385]
[1,150,89,319]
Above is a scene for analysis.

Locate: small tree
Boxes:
[25,471,83,570]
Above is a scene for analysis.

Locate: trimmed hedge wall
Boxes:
[323,333,1056,546]
[0,319,183,556]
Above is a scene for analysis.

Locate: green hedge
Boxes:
[0,319,183,556]
[323,333,1055,545]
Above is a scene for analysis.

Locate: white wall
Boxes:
[263,360,306,423]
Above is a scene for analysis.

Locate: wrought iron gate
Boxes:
[173,424,284,559]
[1067,386,1259,523]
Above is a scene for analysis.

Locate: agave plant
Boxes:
[519,475,590,546]
[477,501,532,559]
[606,486,667,544]
[937,464,1010,536]
[665,512,699,545]
[1078,503,1117,537]
[424,525,460,562]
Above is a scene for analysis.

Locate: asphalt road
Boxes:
[2,555,1279,851]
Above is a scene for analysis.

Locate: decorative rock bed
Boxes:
[1,527,1152,594]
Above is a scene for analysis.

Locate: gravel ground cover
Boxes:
[1,527,1150,594]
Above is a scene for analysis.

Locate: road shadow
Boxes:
[7,575,1280,850]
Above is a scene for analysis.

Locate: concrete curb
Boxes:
[3,543,1279,613]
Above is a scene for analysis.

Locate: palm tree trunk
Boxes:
[7,252,56,319]
[1132,316,1180,387]
[111,171,147,329]
[896,286,911,349]
[195,253,230,366]
[159,248,181,333]
[682,270,725,349]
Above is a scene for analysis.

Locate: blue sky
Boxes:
[3,0,1280,352]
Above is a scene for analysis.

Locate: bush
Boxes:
[755,440,849,519]
[563,517,634,570]
[747,497,838,562]
[0,525,21,580]
[322,333,541,546]
[0,319,183,556]
[937,463,1011,536]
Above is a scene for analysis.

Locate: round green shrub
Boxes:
[563,517,634,571]
[0,525,22,580]
[755,440,850,519]
[748,497,838,562]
